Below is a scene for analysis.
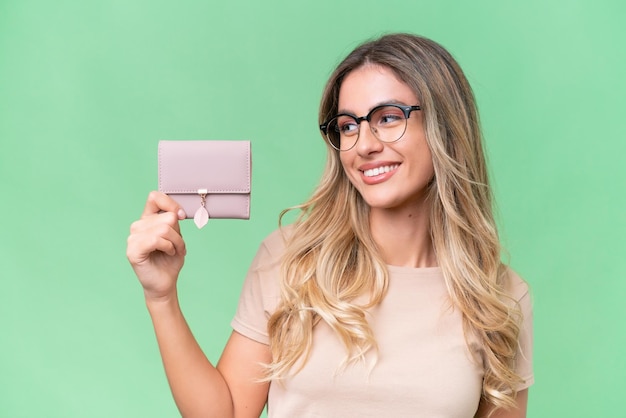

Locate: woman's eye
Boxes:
[339,122,359,135]
[379,113,403,125]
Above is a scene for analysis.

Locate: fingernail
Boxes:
[177,209,186,219]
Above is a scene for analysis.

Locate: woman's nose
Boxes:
[355,122,384,155]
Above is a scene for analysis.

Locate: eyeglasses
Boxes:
[319,104,421,151]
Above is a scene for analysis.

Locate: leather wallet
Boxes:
[158,140,251,228]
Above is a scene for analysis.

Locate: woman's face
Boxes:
[337,65,434,213]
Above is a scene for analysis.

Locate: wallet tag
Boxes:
[193,189,209,229]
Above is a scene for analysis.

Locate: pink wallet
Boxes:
[158,140,251,228]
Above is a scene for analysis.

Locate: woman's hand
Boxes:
[127,191,187,302]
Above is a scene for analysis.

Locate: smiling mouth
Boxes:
[362,164,399,177]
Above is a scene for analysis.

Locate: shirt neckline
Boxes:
[386,264,442,277]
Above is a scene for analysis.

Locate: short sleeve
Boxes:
[508,270,534,390]
[230,229,284,345]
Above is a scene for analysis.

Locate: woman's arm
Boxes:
[127,192,270,417]
[474,389,528,418]
[148,298,270,418]
[218,331,272,417]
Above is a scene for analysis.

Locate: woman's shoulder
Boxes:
[258,224,294,257]
[502,266,531,303]
[249,224,296,274]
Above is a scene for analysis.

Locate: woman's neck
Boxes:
[369,204,437,268]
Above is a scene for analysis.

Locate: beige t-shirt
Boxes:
[231,229,533,418]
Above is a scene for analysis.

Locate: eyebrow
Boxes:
[337,99,412,116]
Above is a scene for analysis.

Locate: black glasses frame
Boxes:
[319,104,421,151]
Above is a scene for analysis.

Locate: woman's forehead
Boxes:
[337,65,418,114]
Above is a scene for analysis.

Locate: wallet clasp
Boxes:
[194,189,210,229]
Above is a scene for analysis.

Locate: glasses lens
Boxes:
[326,115,359,151]
[370,105,408,143]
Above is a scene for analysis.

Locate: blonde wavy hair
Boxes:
[265,33,525,412]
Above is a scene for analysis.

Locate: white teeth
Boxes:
[363,164,398,177]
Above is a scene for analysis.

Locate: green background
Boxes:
[1,0,624,417]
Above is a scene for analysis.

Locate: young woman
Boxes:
[127,33,533,418]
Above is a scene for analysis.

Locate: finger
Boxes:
[127,226,186,262]
[159,211,183,236]
[156,236,177,257]
[130,213,183,243]
[142,191,187,219]
[160,225,186,256]
[131,211,179,234]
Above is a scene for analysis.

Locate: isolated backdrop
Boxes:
[1,1,624,417]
